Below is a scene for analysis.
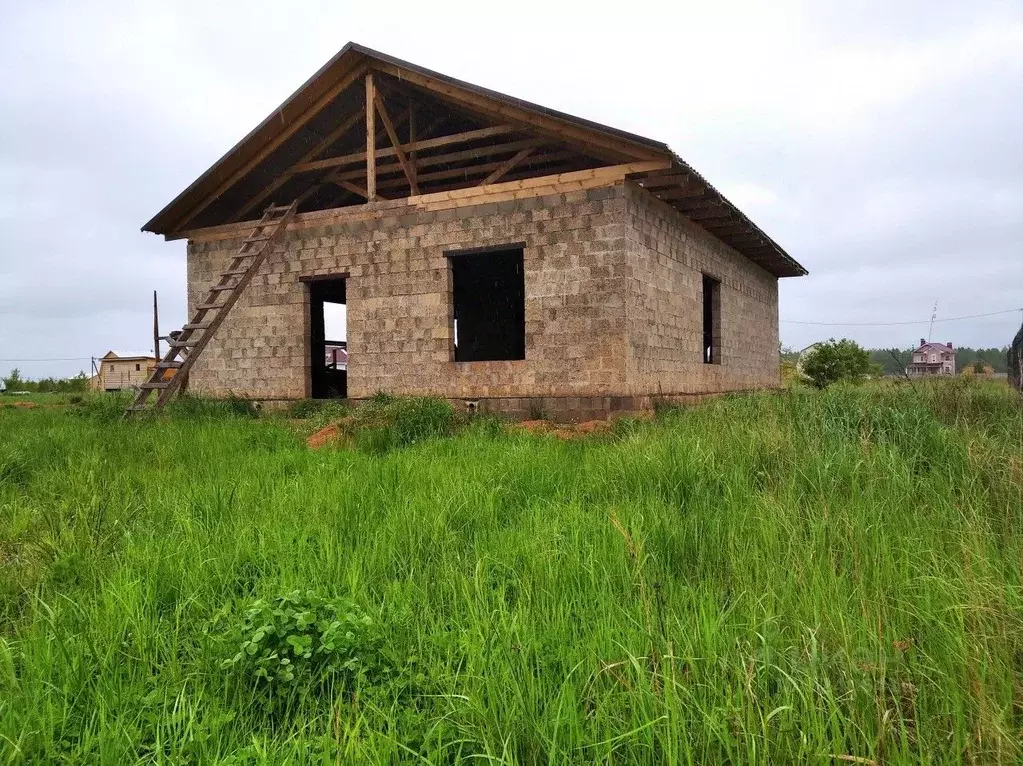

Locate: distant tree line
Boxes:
[1,368,90,393]
[868,347,1010,375]
[781,346,1011,375]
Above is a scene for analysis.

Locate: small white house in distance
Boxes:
[93,351,157,392]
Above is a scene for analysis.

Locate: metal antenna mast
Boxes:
[928,298,939,342]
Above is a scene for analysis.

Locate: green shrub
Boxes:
[222,590,387,689]
[387,397,456,445]
[801,338,876,388]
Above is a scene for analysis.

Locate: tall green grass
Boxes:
[0,381,1020,763]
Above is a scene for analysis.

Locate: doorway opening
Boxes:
[308,278,347,398]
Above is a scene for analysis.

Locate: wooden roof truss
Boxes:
[144,44,806,278]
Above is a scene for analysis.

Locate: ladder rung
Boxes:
[243,234,272,244]
[195,303,225,311]
[182,323,209,331]
[265,204,293,212]
[211,283,238,291]
[140,382,172,390]
[167,338,197,347]
[221,268,250,276]
[156,361,182,369]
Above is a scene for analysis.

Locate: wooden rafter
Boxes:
[373,92,418,194]
[321,137,543,187]
[338,180,389,200]
[230,107,366,222]
[633,172,691,188]
[293,125,517,174]
[656,186,710,202]
[698,222,757,238]
[365,72,376,201]
[479,146,535,185]
[376,149,576,191]
[371,62,659,164]
[294,108,412,209]
[407,104,417,191]
[684,206,733,223]
[169,62,367,232]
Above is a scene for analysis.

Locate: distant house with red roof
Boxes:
[325,344,347,370]
[906,339,956,376]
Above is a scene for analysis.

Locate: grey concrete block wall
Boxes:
[185,181,781,410]
[621,181,780,395]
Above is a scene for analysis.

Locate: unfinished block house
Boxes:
[139,43,806,419]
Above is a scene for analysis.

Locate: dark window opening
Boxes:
[308,278,347,399]
[109,364,114,372]
[702,274,721,364]
[135,364,141,371]
[449,247,525,362]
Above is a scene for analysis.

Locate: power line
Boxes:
[781,307,1023,327]
[0,357,93,362]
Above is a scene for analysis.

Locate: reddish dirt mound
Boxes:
[306,423,340,449]
[515,418,611,440]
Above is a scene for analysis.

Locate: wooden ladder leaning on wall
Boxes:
[124,201,299,417]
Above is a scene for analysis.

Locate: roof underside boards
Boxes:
[144,43,807,278]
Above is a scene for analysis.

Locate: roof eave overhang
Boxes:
[628,155,808,278]
[142,43,371,235]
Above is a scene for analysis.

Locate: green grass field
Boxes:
[1,381,1021,763]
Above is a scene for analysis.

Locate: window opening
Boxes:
[702,274,721,364]
[449,248,525,362]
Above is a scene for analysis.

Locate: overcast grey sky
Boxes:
[2,0,1021,380]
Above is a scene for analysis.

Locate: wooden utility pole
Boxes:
[153,290,160,359]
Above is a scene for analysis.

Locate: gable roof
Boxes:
[102,351,156,361]
[143,42,807,278]
[913,342,955,355]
